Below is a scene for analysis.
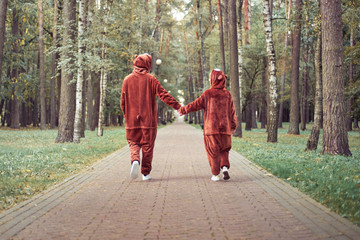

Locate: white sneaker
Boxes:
[130,161,139,179]
[142,174,151,181]
[211,175,220,181]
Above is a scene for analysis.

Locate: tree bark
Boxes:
[38,0,47,130]
[229,0,242,137]
[10,8,20,129]
[197,0,208,91]
[346,28,354,131]
[50,0,58,129]
[151,0,161,73]
[278,0,292,128]
[0,0,8,88]
[97,2,110,137]
[321,0,351,156]
[260,57,267,128]
[74,0,87,142]
[306,33,322,151]
[217,0,226,73]
[223,0,229,51]
[56,0,77,143]
[262,0,278,142]
[288,0,302,135]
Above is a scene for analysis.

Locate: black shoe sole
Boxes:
[223,171,230,180]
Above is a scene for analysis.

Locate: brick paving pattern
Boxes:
[1,118,359,239]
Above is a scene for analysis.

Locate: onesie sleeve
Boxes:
[120,81,127,116]
[154,77,181,110]
[229,95,237,131]
[179,94,205,115]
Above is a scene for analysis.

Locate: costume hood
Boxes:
[210,69,226,89]
[133,54,152,74]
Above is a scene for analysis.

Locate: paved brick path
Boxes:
[1,118,359,240]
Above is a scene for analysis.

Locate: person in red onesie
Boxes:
[121,54,181,181]
[178,69,237,181]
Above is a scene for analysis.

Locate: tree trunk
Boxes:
[223,0,229,51]
[151,0,161,73]
[301,49,309,131]
[197,0,208,91]
[97,3,110,137]
[74,0,87,143]
[346,28,354,131]
[262,0,278,142]
[0,0,8,88]
[50,0,58,129]
[237,0,244,133]
[321,0,351,156]
[229,0,242,137]
[288,0,302,135]
[306,33,322,151]
[92,72,100,131]
[56,0,77,143]
[260,57,267,128]
[38,0,47,130]
[10,8,20,129]
[86,72,94,130]
[217,0,226,73]
[279,0,292,128]
[251,94,257,128]
[244,0,251,44]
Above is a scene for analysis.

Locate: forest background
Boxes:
[0,0,359,225]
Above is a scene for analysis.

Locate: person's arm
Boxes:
[154,78,181,110]
[179,94,205,115]
[230,95,237,132]
[120,83,126,116]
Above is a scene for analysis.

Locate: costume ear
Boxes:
[218,75,223,80]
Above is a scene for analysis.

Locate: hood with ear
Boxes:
[210,69,227,89]
[133,54,152,74]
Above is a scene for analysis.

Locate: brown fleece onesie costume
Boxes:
[179,69,237,178]
[121,54,181,177]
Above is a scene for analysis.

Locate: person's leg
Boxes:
[204,135,221,176]
[128,141,141,164]
[219,135,232,180]
[128,140,141,179]
[140,128,157,178]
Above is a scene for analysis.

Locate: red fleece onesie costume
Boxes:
[121,54,181,177]
[179,69,237,178]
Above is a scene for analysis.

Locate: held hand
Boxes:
[177,108,184,116]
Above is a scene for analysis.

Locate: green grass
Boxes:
[191,122,360,225]
[0,127,127,212]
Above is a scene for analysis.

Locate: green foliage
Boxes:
[231,124,360,225]
[0,127,127,211]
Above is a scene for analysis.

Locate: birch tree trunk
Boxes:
[74,0,87,142]
[238,0,244,128]
[0,0,8,88]
[262,0,278,142]
[97,3,110,137]
[288,0,302,135]
[321,0,351,156]
[306,33,322,151]
[229,0,242,137]
[38,0,46,130]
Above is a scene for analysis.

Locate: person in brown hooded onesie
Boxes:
[178,69,237,181]
[121,54,181,180]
